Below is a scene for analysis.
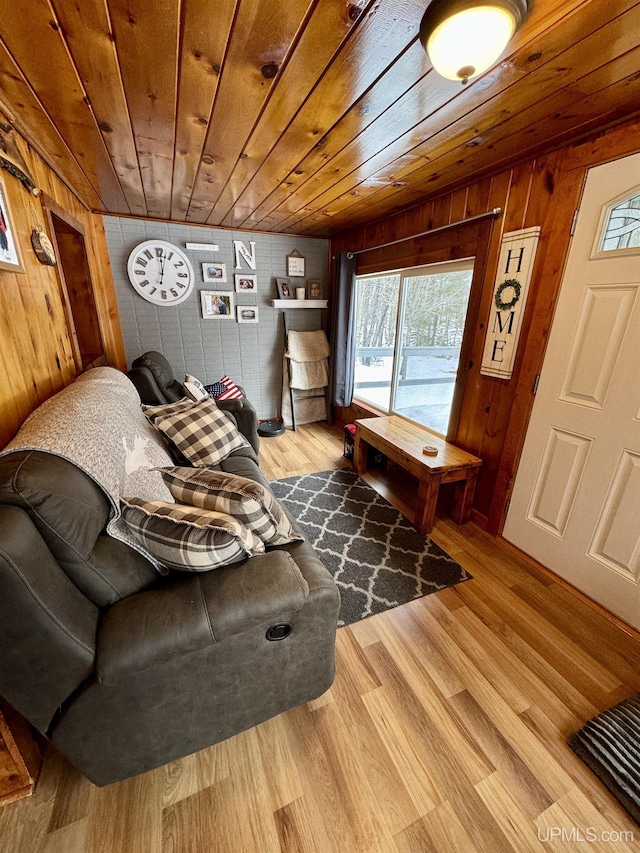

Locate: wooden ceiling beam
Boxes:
[0,0,128,211]
[223,0,431,230]
[281,2,640,234]
[170,0,237,221]
[107,0,182,220]
[51,0,147,217]
[185,0,314,223]
[230,0,590,232]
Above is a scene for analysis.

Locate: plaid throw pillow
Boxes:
[153,397,250,466]
[159,467,303,546]
[142,397,195,424]
[213,375,243,400]
[183,374,210,402]
[120,498,264,571]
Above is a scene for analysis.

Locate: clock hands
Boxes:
[158,253,167,287]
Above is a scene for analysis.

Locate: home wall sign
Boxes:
[127,239,195,305]
[233,240,257,270]
[480,226,540,380]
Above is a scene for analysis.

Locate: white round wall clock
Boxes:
[127,240,195,306]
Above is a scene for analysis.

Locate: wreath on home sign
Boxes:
[494,278,521,311]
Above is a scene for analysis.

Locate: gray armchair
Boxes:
[127,351,260,453]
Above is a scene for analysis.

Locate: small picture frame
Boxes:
[237,305,259,324]
[286,251,305,277]
[307,280,321,299]
[0,177,24,273]
[276,277,292,299]
[202,262,227,282]
[200,290,234,319]
[234,273,257,293]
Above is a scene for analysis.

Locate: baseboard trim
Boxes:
[499,536,640,643]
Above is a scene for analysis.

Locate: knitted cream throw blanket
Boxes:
[0,367,173,567]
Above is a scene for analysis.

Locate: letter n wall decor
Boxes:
[480,226,540,380]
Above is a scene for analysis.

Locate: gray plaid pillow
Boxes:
[159,467,303,546]
[153,397,250,466]
[120,497,264,571]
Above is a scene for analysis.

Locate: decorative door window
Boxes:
[594,189,640,256]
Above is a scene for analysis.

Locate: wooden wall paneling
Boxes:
[211,0,358,227]
[234,0,433,231]
[449,188,468,226]
[290,0,640,236]
[465,178,492,220]
[85,214,126,372]
[0,0,128,212]
[330,121,640,533]
[448,216,496,443]
[29,153,126,375]
[52,0,147,217]
[170,0,236,221]
[108,0,181,220]
[0,44,104,212]
[483,138,614,534]
[186,0,312,223]
[0,132,125,448]
[455,165,532,515]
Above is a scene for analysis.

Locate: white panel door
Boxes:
[504,152,640,629]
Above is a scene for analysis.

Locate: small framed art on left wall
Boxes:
[0,177,24,273]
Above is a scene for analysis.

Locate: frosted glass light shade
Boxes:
[420,0,529,83]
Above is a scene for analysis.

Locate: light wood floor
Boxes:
[2,423,639,852]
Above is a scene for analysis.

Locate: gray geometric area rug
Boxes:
[270,468,472,627]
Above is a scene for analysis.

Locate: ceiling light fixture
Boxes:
[419,0,529,84]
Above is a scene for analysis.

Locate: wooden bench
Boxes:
[354,415,482,535]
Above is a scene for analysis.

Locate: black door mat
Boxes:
[569,693,640,825]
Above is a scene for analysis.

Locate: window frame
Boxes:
[353,257,476,439]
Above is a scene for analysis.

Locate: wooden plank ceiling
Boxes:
[0,0,638,236]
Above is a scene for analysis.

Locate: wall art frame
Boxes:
[234,273,257,293]
[200,290,234,319]
[202,262,227,282]
[237,305,259,324]
[276,277,291,299]
[0,176,24,273]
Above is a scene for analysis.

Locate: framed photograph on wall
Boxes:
[307,280,322,299]
[200,290,234,319]
[234,273,257,293]
[0,177,24,273]
[237,305,259,324]
[202,262,227,282]
[276,277,291,299]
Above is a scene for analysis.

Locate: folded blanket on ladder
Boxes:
[282,330,330,427]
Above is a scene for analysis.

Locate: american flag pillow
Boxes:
[213,375,243,400]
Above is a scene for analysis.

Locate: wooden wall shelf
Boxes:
[271,299,328,309]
